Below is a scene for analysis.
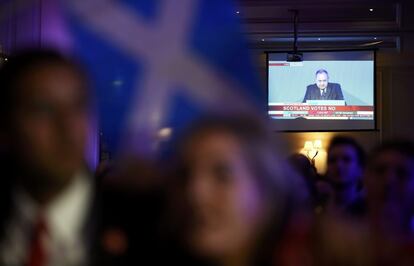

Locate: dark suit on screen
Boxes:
[302,83,345,103]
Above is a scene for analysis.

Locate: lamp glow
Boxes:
[313,140,322,149]
[304,141,314,151]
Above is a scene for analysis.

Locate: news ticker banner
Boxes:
[269,62,303,67]
[268,104,374,120]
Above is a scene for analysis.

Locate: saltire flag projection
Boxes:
[59,0,265,157]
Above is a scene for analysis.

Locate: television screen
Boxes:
[267,50,376,131]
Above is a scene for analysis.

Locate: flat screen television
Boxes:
[267,50,376,131]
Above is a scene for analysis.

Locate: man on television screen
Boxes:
[302,69,345,103]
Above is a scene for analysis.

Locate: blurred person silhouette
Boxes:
[287,153,337,215]
[0,49,145,266]
[324,136,366,216]
[162,116,302,266]
[286,148,375,266]
[313,179,336,215]
[364,140,414,236]
[362,140,414,265]
[286,154,372,266]
[288,153,319,206]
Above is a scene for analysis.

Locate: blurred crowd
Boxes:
[1,49,414,266]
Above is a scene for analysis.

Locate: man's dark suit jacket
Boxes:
[302,82,344,103]
[0,161,165,266]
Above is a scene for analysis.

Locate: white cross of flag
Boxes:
[61,0,264,156]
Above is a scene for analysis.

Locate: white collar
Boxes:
[14,170,93,245]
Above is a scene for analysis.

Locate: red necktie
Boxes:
[26,215,48,266]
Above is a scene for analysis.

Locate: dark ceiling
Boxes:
[236,0,414,51]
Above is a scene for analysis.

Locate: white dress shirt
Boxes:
[0,171,93,266]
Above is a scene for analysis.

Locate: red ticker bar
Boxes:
[268,105,374,111]
[269,63,289,66]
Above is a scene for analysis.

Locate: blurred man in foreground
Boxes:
[0,50,144,266]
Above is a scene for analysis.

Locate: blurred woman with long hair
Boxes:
[162,115,304,266]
